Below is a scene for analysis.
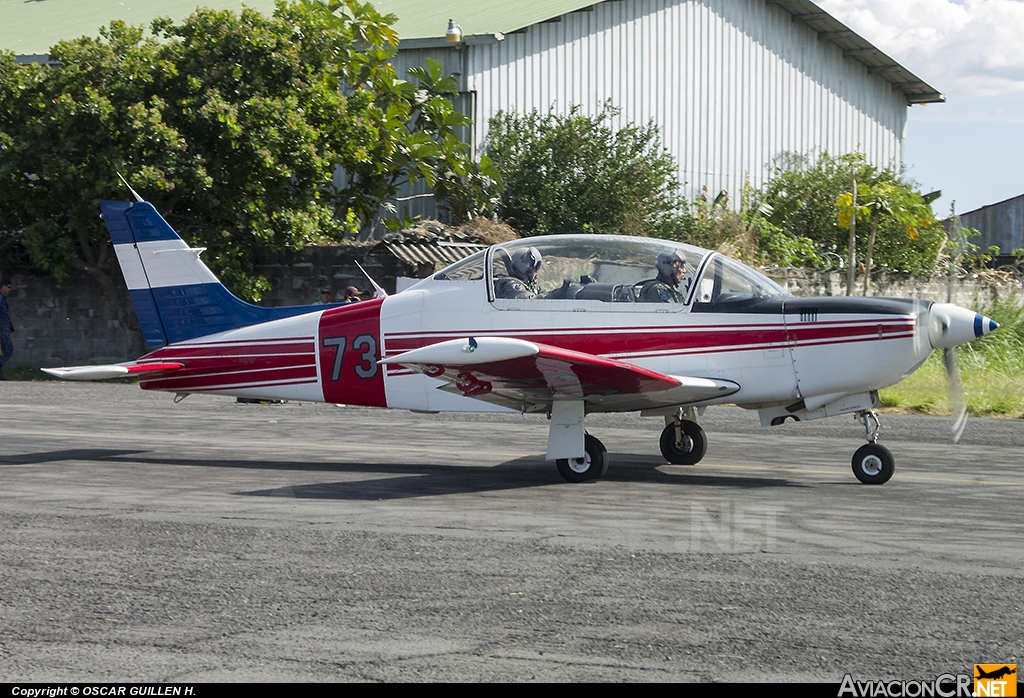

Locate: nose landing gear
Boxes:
[851,410,894,484]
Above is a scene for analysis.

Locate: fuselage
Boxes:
[127,233,998,415]
[133,283,932,415]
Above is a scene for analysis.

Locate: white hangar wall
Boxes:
[391,0,908,215]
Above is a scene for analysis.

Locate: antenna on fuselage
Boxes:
[355,260,388,299]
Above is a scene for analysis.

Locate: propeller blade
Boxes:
[912,299,929,360]
[944,347,967,443]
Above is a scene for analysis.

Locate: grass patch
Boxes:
[880,296,1024,418]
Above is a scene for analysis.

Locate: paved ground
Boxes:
[2,382,1022,682]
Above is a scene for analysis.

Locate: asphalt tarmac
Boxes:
[1,382,1022,682]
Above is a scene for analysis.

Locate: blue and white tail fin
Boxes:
[101,200,321,349]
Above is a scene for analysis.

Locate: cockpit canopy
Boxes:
[427,235,790,307]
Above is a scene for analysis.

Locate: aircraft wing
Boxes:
[42,362,183,381]
[379,337,739,411]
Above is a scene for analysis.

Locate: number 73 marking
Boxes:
[322,334,378,380]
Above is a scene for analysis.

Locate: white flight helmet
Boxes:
[511,247,543,277]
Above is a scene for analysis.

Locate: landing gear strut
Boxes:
[659,410,707,465]
[851,410,894,484]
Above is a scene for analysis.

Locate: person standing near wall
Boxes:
[0,279,14,380]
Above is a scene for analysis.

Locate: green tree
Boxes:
[762,152,943,276]
[0,0,494,313]
[0,25,184,350]
[486,104,684,238]
[836,180,941,293]
[405,58,501,224]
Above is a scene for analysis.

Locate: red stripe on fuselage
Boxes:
[133,300,386,407]
[383,319,915,360]
[138,337,317,392]
[146,378,318,394]
[141,365,318,392]
[141,353,314,375]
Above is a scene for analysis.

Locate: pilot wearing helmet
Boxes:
[638,251,689,303]
[495,247,543,299]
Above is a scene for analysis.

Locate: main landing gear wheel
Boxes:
[660,420,707,465]
[851,443,895,485]
[556,434,609,483]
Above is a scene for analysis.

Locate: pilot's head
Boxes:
[511,247,543,283]
[656,251,686,286]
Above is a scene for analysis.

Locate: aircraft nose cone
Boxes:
[975,314,998,338]
[928,303,998,349]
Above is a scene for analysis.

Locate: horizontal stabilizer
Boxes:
[42,363,183,381]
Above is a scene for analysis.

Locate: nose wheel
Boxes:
[556,433,609,483]
[852,443,895,484]
[851,410,894,484]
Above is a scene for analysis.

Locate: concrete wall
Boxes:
[2,273,141,369]
[4,251,1020,369]
[256,244,391,308]
[771,268,1022,307]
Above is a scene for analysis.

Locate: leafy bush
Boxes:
[486,103,685,238]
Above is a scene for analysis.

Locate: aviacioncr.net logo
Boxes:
[838,674,973,697]
[974,664,1017,697]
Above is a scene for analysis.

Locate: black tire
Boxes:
[851,443,895,484]
[659,420,707,465]
[556,434,610,483]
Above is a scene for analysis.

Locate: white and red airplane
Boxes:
[45,198,998,485]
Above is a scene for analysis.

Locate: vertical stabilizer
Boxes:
[100,200,323,348]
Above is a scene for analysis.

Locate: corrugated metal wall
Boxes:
[391,0,908,221]
[962,194,1024,254]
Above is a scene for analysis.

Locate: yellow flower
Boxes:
[836,192,853,228]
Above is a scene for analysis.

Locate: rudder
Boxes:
[101,200,321,348]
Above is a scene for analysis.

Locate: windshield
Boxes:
[432,249,486,281]
[489,235,710,303]
[692,254,790,305]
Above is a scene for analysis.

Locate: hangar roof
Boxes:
[0,0,942,104]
